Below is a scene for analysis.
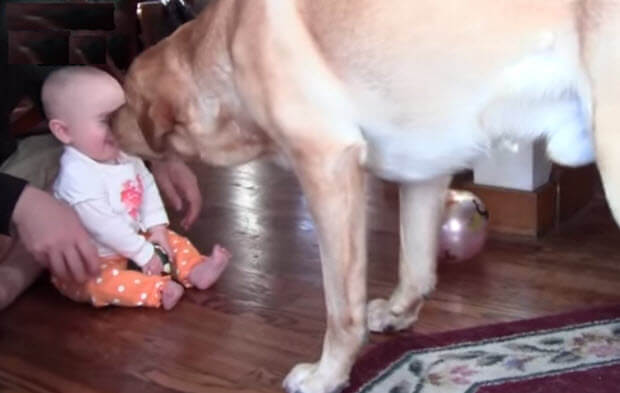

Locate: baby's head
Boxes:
[42,66,125,162]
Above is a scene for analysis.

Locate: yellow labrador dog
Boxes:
[111,1,620,392]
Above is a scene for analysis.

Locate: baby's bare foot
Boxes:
[188,245,231,290]
[162,281,184,310]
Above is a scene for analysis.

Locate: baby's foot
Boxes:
[188,245,231,290]
[162,281,184,310]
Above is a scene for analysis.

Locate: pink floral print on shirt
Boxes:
[120,175,143,219]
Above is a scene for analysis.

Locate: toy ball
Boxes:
[438,190,489,263]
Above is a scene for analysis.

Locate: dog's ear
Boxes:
[138,98,174,153]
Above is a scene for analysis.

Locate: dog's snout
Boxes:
[110,104,162,159]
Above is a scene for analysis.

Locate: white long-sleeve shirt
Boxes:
[53,147,169,266]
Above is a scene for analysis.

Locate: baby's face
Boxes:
[63,75,126,162]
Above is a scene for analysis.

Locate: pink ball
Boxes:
[438,190,489,263]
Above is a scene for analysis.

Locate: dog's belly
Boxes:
[360,125,480,182]
[359,92,593,183]
[298,0,596,182]
[352,45,594,183]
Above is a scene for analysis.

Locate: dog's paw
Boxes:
[283,363,348,393]
[367,298,421,333]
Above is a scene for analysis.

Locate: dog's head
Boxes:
[110,40,203,161]
[111,10,271,166]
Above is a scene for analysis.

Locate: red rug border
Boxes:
[345,305,620,393]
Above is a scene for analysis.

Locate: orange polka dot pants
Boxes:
[51,230,205,308]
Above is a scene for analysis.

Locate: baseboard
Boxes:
[456,180,556,237]
[381,165,599,238]
[454,165,599,237]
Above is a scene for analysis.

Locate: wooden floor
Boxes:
[1,161,620,392]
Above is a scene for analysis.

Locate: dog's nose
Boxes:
[109,106,127,138]
[110,106,140,150]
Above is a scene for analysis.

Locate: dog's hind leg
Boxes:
[584,6,620,228]
[593,96,620,226]
[368,176,450,333]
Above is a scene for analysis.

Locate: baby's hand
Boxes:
[142,253,163,276]
[148,225,173,258]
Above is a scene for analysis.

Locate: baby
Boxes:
[42,66,230,310]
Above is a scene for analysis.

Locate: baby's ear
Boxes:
[48,119,71,144]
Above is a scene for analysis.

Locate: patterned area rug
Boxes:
[345,306,620,393]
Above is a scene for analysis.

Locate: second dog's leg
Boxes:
[368,176,450,333]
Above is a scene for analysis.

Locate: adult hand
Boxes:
[150,158,202,230]
[12,186,100,282]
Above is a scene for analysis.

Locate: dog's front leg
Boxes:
[368,176,450,333]
[283,143,367,393]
